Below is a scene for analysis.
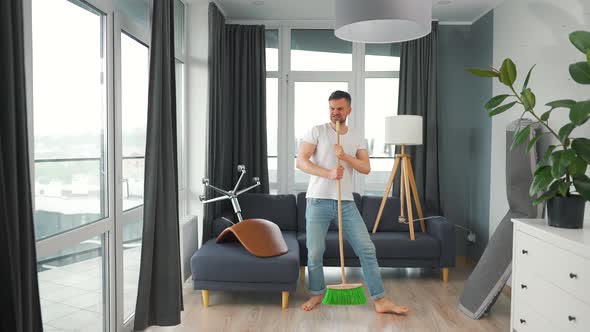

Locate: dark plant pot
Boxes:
[547,195,586,229]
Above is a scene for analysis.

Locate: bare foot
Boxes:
[374,298,409,315]
[301,294,324,311]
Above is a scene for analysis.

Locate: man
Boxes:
[296,90,409,314]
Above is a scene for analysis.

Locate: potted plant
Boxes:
[467,30,590,228]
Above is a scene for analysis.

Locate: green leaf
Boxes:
[558,181,570,197]
[489,101,517,116]
[570,31,590,54]
[530,166,553,195]
[511,125,531,150]
[545,99,576,109]
[569,62,590,84]
[485,95,510,109]
[570,100,590,125]
[522,88,536,111]
[572,138,590,163]
[500,59,517,86]
[551,150,575,178]
[527,132,546,153]
[569,155,588,176]
[543,145,557,163]
[466,68,499,77]
[532,189,558,205]
[573,174,590,201]
[548,180,562,191]
[522,65,536,92]
[588,49,590,66]
[558,123,576,142]
[541,110,552,122]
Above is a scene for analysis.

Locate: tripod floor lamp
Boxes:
[372,115,426,240]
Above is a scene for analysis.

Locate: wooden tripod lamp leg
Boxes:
[400,158,406,219]
[406,158,426,233]
[373,156,401,233]
[403,158,416,241]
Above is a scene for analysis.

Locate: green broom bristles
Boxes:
[322,286,366,305]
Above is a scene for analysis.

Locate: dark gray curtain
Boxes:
[134,0,183,329]
[0,1,43,331]
[203,3,268,242]
[394,22,440,214]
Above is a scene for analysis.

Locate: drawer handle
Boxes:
[520,284,527,289]
[521,249,528,255]
[520,318,526,324]
[569,273,578,279]
[569,315,576,322]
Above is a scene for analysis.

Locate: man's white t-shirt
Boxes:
[302,123,367,201]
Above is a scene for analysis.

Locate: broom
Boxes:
[322,120,367,306]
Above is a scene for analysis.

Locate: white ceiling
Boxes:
[212,0,504,24]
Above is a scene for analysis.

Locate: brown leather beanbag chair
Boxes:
[216,218,288,257]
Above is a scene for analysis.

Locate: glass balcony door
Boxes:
[114,11,150,329]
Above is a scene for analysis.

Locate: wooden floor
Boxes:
[147,263,510,332]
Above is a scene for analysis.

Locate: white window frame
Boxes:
[361,47,401,195]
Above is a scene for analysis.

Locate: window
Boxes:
[175,0,186,203]
[364,78,399,188]
[265,28,401,195]
[175,0,186,195]
[176,59,185,192]
[291,29,352,71]
[122,217,143,319]
[363,43,400,192]
[266,30,279,193]
[32,0,107,240]
[121,32,149,211]
[29,0,187,330]
[266,29,279,71]
[365,43,400,71]
[114,0,149,31]
[174,0,185,57]
[266,77,278,191]
[37,235,106,332]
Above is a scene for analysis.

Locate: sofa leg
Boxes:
[202,290,209,308]
[442,268,449,283]
[300,266,305,283]
[282,291,289,309]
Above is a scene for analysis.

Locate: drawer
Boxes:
[512,299,556,332]
[515,270,590,332]
[515,230,590,305]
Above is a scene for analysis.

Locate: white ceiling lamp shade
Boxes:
[334,0,433,44]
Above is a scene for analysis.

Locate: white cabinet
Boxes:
[511,219,590,332]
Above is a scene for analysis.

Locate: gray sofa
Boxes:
[296,192,456,272]
[190,192,455,308]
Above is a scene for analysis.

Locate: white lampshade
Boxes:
[384,115,423,145]
[334,0,432,44]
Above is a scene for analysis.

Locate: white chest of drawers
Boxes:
[511,218,590,332]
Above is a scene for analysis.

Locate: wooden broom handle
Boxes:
[336,121,346,284]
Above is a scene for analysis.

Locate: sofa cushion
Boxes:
[296,192,362,232]
[361,195,422,232]
[238,193,298,231]
[191,231,300,284]
[297,231,440,260]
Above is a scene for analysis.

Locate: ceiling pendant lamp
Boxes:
[334,0,432,43]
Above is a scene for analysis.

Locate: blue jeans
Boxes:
[305,198,385,301]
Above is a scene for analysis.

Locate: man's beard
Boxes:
[331,116,346,123]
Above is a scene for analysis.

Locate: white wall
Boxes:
[186,0,209,248]
[490,0,590,236]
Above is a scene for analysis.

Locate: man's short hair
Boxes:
[328,90,351,106]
